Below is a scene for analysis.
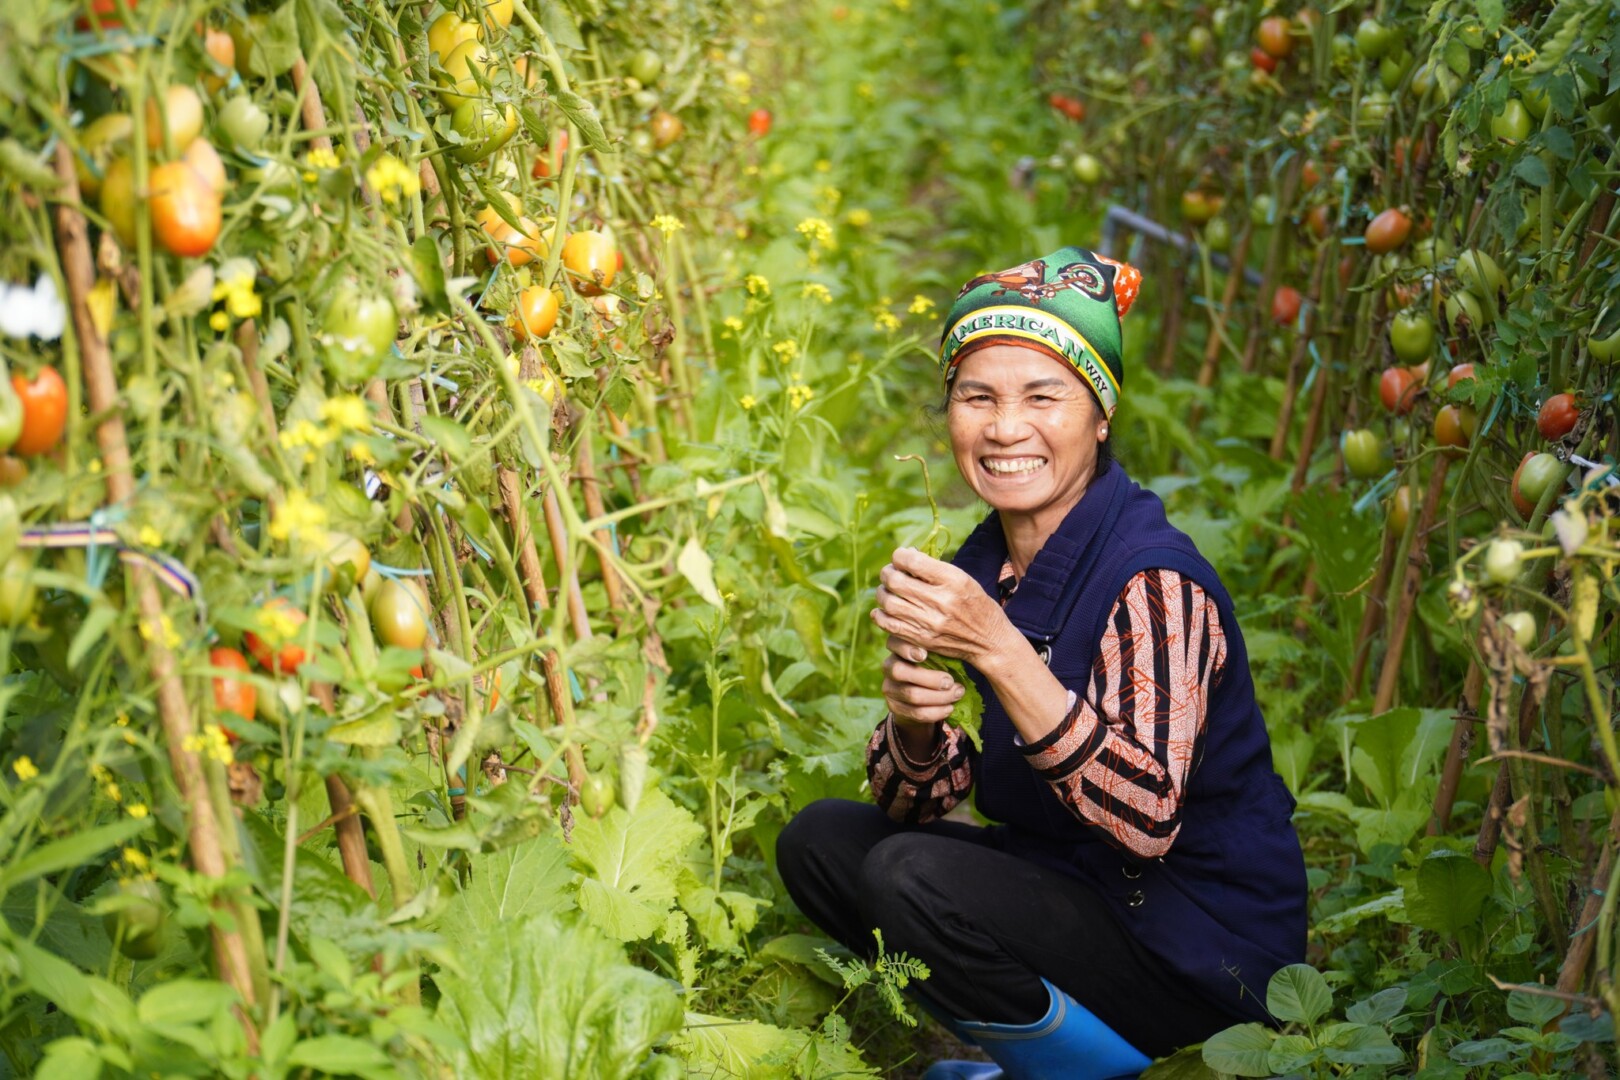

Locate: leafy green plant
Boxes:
[1201,964,1404,1077]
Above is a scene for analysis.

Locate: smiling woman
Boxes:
[776,247,1308,1079]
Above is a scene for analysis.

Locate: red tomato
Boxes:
[76,0,134,30]
[1379,366,1419,415]
[1257,16,1293,59]
[748,108,772,136]
[1433,403,1476,453]
[1537,392,1579,441]
[1446,362,1476,389]
[1306,203,1332,240]
[1512,452,1563,517]
[149,161,222,257]
[1364,208,1412,255]
[11,368,68,456]
[1250,47,1279,74]
[1271,285,1303,325]
[210,646,256,728]
[244,598,309,674]
[531,129,569,178]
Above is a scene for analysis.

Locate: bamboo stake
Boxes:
[51,146,260,1034]
[1557,803,1620,996]
[543,484,592,642]
[310,685,376,897]
[1372,456,1451,713]
[1188,223,1253,430]
[1429,662,1482,834]
[1269,248,1329,461]
[573,426,625,613]
[1242,157,1303,374]
[290,58,334,155]
[1344,522,1398,704]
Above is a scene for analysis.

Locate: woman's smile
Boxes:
[980,455,1049,478]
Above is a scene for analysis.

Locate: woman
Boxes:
[776,247,1307,1079]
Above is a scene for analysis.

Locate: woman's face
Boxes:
[947,345,1106,521]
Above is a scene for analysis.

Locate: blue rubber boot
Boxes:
[921,980,1152,1080]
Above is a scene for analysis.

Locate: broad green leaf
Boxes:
[553,90,611,153]
[35,1037,103,1080]
[1346,805,1428,854]
[438,832,575,948]
[679,878,765,951]
[9,935,135,1040]
[1266,963,1333,1026]
[571,788,704,941]
[1406,850,1491,938]
[1506,988,1564,1028]
[1447,1037,1516,1066]
[327,712,402,747]
[418,415,473,464]
[436,912,681,1079]
[137,979,238,1026]
[1345,986,1407,1025]
[1321,1022,1404,1065]
[1348,708,1419,807]
[758,934,849,987]
[1315,890,1406,934]
[1201,1023,1276,1077]
[1140,1045,1222,1079]
[1266,1033,1320,1074]
[284,1034,393,1078]
[668,1012,800,1078]
[1,819,150,891]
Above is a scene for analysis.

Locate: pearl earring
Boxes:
[1099,426,1109,439]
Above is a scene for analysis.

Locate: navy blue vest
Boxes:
[951,461,1306,1024]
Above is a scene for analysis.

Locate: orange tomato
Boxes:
[511,286,561,340]
[183,138,227,195]
[145,84,205,151]
[531,129,569,178]
[210,646,256,724]
[149,161,222,257]
[1445,362,1476,389]
[562,230,618,294]
[11,368,68,456]
[1257,16,1293,58]
[1363,208,1412,255]
[1433,403,1476,453]
[650,111,684,148]
[202,28,236,92]
[244,598,309,674]
[748,108,772,136]
[1271,285,1303,326]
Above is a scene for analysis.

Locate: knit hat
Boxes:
[938,246,1142,418]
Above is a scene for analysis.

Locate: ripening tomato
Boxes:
[1387,484,1414,536]
[427,11,478,58]
[145,85,205,151]
[1271,285,1302,325]
[1512,452,1563,517]
[149,161,222,257]
[532,129,569,178]
[183,139,227,196]
[1180,189,1221,225]
[1249,46,1278,74]
[650,111,684,148]
[1379,366,1419,415]
[562,230,618,294]
[1364,208,1412,255]
[1305,203,1331,240]
[511,286,561,340]
[748,108,772,136]
[1445,362,1476,389]
[77,0,136,30]
[370,578,430,651]
[486,217,548,267]
[1389,310,1435,363]
[11,368,67,456]
[1433,403,1476,452]
[99,155,138,247]
[244,597,308,674]
[449,98,518,163]
[210,646,256,723]
[1342,429,1385,479]
[202,28,236,93]
[74,113,133,200]
[1257,16,1293,58]
[1537,393,1579,441]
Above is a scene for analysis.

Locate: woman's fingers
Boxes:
[888,656,959,691]
[883,670,964,706]
[885,634,927,663]
[889,702,956,724]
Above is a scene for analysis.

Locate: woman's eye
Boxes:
[1029,395,1053,404]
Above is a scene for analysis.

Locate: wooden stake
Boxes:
[1269,248,1329,461]
[1429,662,1482,834]
[1188,223,1254,430]
[1372,456,1451,713]
[51,145,260,1033]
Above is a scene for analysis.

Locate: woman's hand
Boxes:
[871,547,1012,665]
[881,637,966,724]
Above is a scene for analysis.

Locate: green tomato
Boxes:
[216,96,270,154]
[1203,216,1232,253]
[1456,249,1506,297]
[1342,428,1385,479]
[1483,539,1524,587]
[1380,50,1412,92]
[1589,324,1620,363]
[1444,289,1488,333]
[1354,18,1393,59]
[1500,610,1537,650]
[321,286,397,385]
[1249,193,1276,227]
[1389,310,1435,363]
[0,372,22,452]
[1358,91,1393,127]
[1519,82,1551,120]
[1490,99,1532,145]
[628,48,663,86]
[1412,235,1453,269]
[1186,26,1213,59]
[449,99,518,163]
[1071,152,1102,185]
[1517,452,1565,508]
[580,772,616,817]
[0,553,37,625]
[1446,578,1479,619]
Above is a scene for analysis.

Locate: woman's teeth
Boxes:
[982,457,1047,475]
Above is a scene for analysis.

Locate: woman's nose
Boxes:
[983,405,1033,441]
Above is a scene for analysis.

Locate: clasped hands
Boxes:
[871,547,1008,726]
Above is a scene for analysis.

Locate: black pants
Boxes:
[775,799,1242,1059]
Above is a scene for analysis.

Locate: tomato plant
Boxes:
[511,285,561,340]
[1433,403,1477,452]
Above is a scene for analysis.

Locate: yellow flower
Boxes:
[772,339,800,362]
[104,782,121,803]
[726,69,753,94]
[745,274,771,297]
[739,395,757,410]
[136,524,163,548]
[122,847,148,870]
[212,262,261,321]
[210,311,231,332]
[874,309,901,334]
[801,283,833,304]
[268,489,329,550]
[320,394,373,434]
[139,613,182,650]
[722,316,745,336]
[12,756,38,781]
[127,803,149,819]
[908,294,936,316]
[306,146,341,171]
[788,383,816,409]
[650,213,685,237]
[846,208,873,229]
[349,441,376,466]
[856,82,875,100]
[365,153,421,204]
[280,418,336,452]
[814,159,832,173]
[796,217,836,249]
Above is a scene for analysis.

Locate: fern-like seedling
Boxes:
[816,929,933,1028]
[893,455,986,750]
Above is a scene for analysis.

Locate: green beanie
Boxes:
[938,246,1142,418]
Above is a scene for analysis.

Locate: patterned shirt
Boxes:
[866,564,1226,859]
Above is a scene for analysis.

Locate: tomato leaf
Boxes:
[553,90,611,154]
[1511,155,1550,188]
